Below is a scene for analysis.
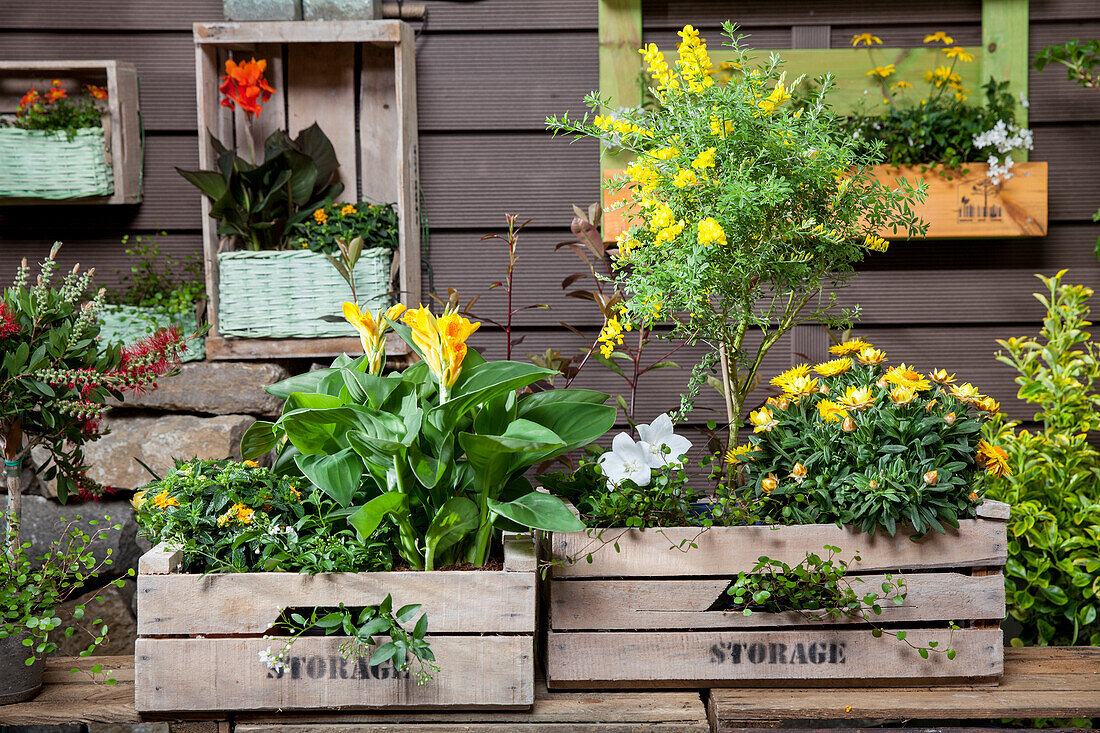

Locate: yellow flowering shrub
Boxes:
[548,22,927,482]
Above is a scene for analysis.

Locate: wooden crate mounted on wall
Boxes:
[0,60,142,205]
[544,501,1009,689]
[193,21,420,360]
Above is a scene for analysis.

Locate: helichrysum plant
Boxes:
[737,340,1009,536]
[985,271,1100,646]
[547,23,927,487]
[845,31,1032,182]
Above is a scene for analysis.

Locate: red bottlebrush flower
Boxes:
[18,88,40,112]
[86,84,108,100]
[219,58,276,117]
[116,326,186,395]
[0,302,20,338]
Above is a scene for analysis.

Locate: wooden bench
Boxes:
[1,648,1095,730]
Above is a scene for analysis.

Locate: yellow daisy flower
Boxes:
[944,46,974,62]
[924,32,955,45]
[866,64,896,79]
[852,33,883,47]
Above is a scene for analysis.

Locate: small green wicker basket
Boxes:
[98,305,205,362]
[217,248,393,338]
[0,127,114,199]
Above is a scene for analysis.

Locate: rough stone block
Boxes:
[223,0,301,20]
[302,0,380,19]
[111,361,288,417]
[55,580,137,657]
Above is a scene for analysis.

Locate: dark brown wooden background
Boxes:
[3,0,1100,452]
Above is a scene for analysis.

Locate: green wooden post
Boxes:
[598,0,642,183]
[982,0,1029,159]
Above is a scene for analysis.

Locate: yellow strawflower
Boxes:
[830,339,871,356]
[725,445,757,464]
[761,473,779,493]
[817,399,848,423]
[839,385,875,410]
[814,358,853,377]
[977,440,1010,477]
[770,364,811,391]
[856,347,887,365]
[749,406,779,433]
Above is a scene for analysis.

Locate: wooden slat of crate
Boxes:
[708,646,1100,725]
[0,60,142,205]
[192,20,420,359]
[601,163,1047,242]
[546,628,1003,689]
[138,568,536,635]
[234,681,710,733]
[550,518,1007,578]
[550,571,1005,631]
[136,634,534,712]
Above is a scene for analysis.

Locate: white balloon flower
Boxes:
[597,433,652,490]
[636,413,693,468]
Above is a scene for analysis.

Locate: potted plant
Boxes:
[132,302,615,713]
[0,79,113,200]
[100,234,206,362]
[1,516,132,703]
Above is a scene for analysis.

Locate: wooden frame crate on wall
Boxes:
[193,21,420,360]
[0,61,142,205]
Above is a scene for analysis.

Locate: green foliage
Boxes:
[1034,39,1100,90]
[106,234,205,316]
[985,271,1100,646]
[245,343,614,571]
[547,23,926,478]
[177,123,344,252]
[743,344,998,536]
[839,78,1021,170]
[132,458,393,574]
[1,515,133,677]
[290,200,399,256]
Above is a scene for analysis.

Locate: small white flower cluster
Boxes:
[973,120,1034,184]
[596,413,693,490]
[258,645,287,673]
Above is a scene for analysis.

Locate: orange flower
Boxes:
[86,84,108,100]
[18,88,40,111]
[45,79,67,103]
[219,58,276,117]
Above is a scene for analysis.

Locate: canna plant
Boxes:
[547,23,927,489]
[241,303,614,570]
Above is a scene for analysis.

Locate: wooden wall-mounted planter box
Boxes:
[135,534,536,713]
[602,163,1047,242]
[544,501,1008,690]
[0,60,142,205]
[192,21,420,360]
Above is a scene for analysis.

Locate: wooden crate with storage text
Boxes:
[545,501,1009,689]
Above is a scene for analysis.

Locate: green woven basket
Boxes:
[217,248,393,338]
[0,127,114,199]
[98,305,205,362]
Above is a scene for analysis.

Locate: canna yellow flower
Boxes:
[697,217,727,246]
[152,490,178,510]
[866,64,896,79]
[864,234,889,252]
[857,347,887,365]
[749,406,779,433]
[761,473,779,493]
[403,306,480,397]
[944,46,974,62]
[851,33,883,46]
[339,204,357,215]
[839,385,875,411]
[815,358,853,377]
[313,208,328,224]
[830,339,871,356]
[977,440,1010,477]
[924,31,955,45]
[344,301,408,375]
[817,399,848,423]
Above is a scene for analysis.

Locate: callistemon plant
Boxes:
[2,244,186,554]
[732,339,1010,536]
[547,22,928,487]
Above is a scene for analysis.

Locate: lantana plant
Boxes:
[736,339,1009,535]
[1,244,186,554]
[547,23,927,486]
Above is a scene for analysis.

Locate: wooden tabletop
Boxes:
[1,647,1096,729]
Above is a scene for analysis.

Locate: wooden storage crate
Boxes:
[135,534,536,713]
[602,164,1047,242]
[545,501,1009,689]
[192,21,420,360]
[0,60,142,205]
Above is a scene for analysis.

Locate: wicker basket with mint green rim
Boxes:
[217,248,393,338]
[0,127,114,199]
[98,305,205,362]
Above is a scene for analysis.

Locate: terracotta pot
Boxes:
[0,633,45,705]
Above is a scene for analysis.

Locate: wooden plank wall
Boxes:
[2,1,1100,455]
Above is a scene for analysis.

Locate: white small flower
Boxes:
[597,433,652,489]
[1020,92,1030,109]
[635,413,693,469]
[258,647,287,673]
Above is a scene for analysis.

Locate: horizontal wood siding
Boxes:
[0,0,1098,467]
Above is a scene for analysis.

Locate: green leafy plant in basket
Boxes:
[176,123,345,252]
[241,303,615,571]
